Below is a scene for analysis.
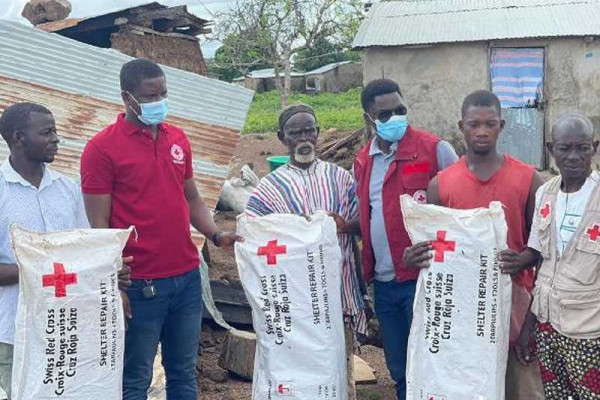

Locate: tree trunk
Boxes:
[274,63,284,94]
[218,329,256,381]
[216,329,377,387]
[281,55,292,108]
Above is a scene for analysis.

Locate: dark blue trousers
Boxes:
[374,279,417,400]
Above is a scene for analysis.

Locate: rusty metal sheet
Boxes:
[0,20,254,132]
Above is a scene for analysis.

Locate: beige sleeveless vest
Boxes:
[531,175,600,339]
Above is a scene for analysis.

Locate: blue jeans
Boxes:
[374,279,416,400]
[123,268,202,400]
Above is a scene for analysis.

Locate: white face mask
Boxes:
[293,142,316,165]
[126,92,169,126]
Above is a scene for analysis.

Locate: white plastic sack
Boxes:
[401,195,512,400]
[218,164,260,214]
[236,211,347,400]
[10,226,132,400]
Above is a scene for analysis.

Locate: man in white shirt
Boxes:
[0,103,131,399]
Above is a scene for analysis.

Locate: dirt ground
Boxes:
[191,133,395,400]
[229,134,286,178]
[190,323,395,400]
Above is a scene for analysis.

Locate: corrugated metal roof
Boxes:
[246,68,306,79]
[0,20,253,131]
[0,20,254,248]
[305,61,358,76]
[353,0,600,48]
[0,74,238,208]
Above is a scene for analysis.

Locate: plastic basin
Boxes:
[267,155,290,171]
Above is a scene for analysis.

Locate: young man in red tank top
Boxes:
[403,90,545,400]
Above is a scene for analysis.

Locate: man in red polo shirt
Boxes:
[353,79,458,400]
[80,58,241,400]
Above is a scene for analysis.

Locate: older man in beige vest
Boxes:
[510,113,600,400]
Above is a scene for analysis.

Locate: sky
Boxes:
[0,0,234,57]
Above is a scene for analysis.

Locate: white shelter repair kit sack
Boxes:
[236,211,347,400]
[401,195,512,400]
[9,226,132,400]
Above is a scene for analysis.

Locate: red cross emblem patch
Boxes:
[413,190,427,204]
[540,203,551,219]
[586,224,600,242]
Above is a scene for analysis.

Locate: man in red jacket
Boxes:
[353,79,458,400]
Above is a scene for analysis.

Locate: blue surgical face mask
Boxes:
[127,92,169,126]
[374,115,408,143]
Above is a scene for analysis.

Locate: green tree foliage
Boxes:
[215,0,365,106]
[294,37,361,72]
[209,33,271,82]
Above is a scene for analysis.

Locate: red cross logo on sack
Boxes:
[587,224,600,242]
[428,395,446,400]
[42,263,78,297]
[257,240,287,265]
[277,382,294,396]
[431,231,456,262]
[540,203,551,219]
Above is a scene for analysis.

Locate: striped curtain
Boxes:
[491,48,544,108]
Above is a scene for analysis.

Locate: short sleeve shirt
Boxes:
[0,159,89,344]
[528,171,600,256]
[80,114,200,279]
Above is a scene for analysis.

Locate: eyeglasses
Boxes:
[373,106,407,123]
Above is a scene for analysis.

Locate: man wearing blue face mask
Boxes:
[80,58,242,400]
[353,79,458,400]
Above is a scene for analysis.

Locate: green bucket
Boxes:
[267,155,290,171]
